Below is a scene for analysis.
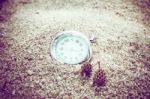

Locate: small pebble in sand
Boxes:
[51,91,59,98]
[82,96,89,99]
[12,90,16,95]
[39,55,44,60]
[19,0,31,4]
[62,95,71,99]
[27,70,34,75]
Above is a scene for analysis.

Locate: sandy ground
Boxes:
[0,0,150,99]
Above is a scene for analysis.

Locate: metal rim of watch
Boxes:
[50,31,92,65]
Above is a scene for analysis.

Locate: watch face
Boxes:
[50,31,92,64]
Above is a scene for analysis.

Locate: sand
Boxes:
[0,0,150,98]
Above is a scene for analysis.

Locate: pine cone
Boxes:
[93,69,106,87]
[80,62,92,79]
